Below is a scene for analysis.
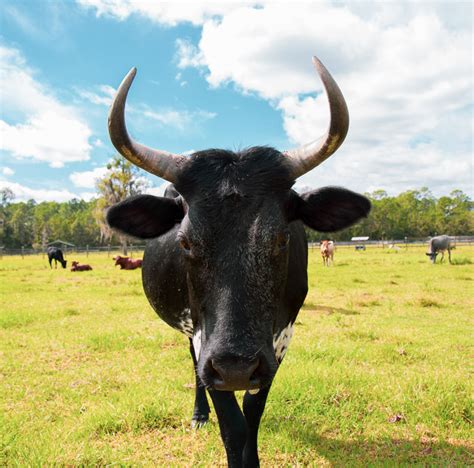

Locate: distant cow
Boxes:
[426,235,453,264]
[71,261,92,271]
[47,247,67,269]
[320,240,335,266]
[113,255,143,270]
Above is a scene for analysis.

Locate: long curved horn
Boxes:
[108,68,185,183]
[285,57,349,179]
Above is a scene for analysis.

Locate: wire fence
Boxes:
[1,236,473,258]
[308,236,474,250]
[0,244,146,259]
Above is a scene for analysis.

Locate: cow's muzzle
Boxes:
[202,353,273,391]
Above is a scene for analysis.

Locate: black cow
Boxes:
[47,247,67,269]
[106,57,371,467]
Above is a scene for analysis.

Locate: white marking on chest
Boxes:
[273,323,294,362]
[177,308,193,338]
[192,329,202,360]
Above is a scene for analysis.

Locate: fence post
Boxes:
[21,246,24,259]
[108,244,111,257]
[404,237,408,250]
[86,245,89,257]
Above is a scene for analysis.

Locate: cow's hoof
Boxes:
[191,415,209,429]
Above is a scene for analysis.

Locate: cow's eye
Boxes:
[178,233,192,253]
[274,231,290,255]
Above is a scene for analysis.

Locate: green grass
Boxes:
[1,247,473,466]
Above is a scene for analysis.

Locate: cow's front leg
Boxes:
[189,339,210,428]
[209,390,247,468]
[242,386,271,468]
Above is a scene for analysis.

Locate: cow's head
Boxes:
[425,252,438,263]
[113,255,127,266]
[106,57,371,392]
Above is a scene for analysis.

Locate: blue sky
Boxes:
[0,1,472,202]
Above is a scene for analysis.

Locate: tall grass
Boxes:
[1,246,473,465]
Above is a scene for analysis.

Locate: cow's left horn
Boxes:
[285,57,349,178]
[108,68,185,183]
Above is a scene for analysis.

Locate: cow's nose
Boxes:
[206,356,262,391]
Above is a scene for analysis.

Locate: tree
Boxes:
[0,189,15,247]
[1,188,15,207]
[94,155,149,254]
[436,190,474,235]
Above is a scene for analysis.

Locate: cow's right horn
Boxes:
[284,57,349,178]
[108,68,186,183]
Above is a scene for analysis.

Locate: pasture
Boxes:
[1,246,473,466]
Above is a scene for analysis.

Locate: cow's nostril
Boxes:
[248,359,260,381]
[207,359,224,384]
[249,360,262,383]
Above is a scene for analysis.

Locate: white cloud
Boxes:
[0,181,83,202]
[77,81,216,130]
[69,166,109,188]
[1,167,15,176]
[71,1,473,196]
[0,45,93,168]
[141,106,216,131]
[76,1,246,26]
[77,84,116,106]
[175,39,205,69]
[172,2,472,195]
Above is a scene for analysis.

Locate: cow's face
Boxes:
[106,148,370,391]
[426,252,438,263]
[173,149,294,391]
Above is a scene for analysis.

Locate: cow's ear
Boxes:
[291,187,371,232]
[106,195,184,239]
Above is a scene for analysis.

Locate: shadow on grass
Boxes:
[265,416,473,465]
[303,304,359,316]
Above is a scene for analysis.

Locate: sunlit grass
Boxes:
[1,246,473,465]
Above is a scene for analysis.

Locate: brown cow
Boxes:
[71,261,93,271]
[320,240,335,266]
[113,255,143,270]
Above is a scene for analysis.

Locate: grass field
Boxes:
[1,246,473,466]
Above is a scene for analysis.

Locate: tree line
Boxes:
[0,158,472,249]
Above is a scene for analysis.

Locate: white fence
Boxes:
[309,236,474,249]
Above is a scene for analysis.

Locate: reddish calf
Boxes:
[113,255,143,270]
[320,240,335,266]
[71,261,93,271]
